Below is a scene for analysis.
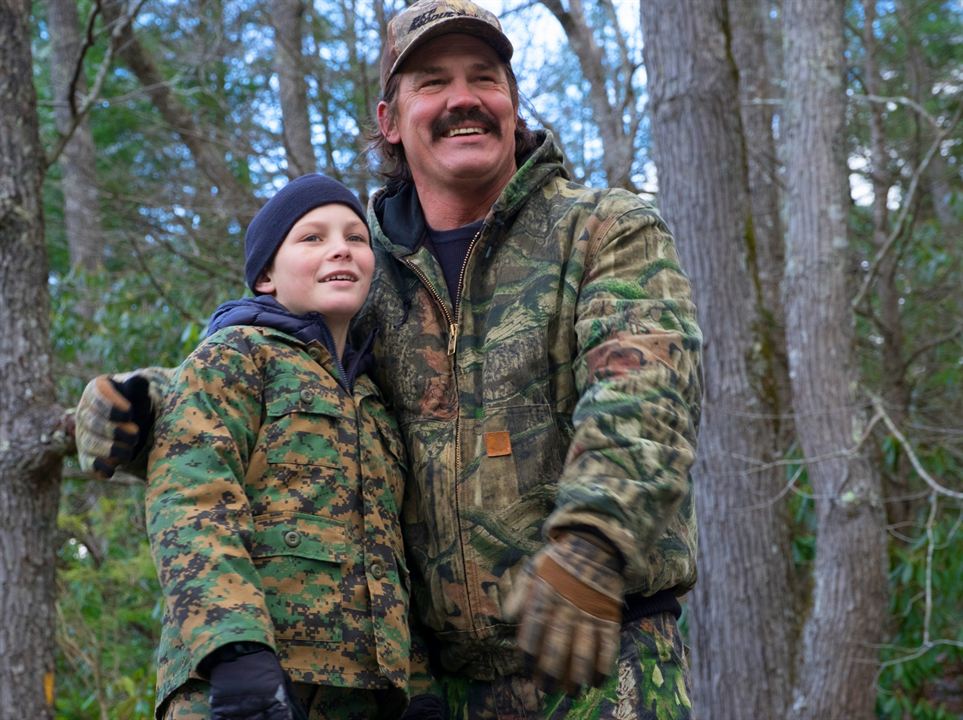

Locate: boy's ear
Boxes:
[254,270,275,295]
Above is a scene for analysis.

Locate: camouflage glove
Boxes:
[75,368,168,479]
[504,531,624,694]
[207,643,298,720]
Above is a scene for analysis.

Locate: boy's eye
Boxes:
[302,234,323,242]
[347,233,370,244]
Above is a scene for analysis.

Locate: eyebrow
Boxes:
[411,60,500,78]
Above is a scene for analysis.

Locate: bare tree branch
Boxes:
[851,101,963,310]
[869,393,963,500]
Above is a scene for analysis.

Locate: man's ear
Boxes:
[377,101,401,144]
[254,270,275,295]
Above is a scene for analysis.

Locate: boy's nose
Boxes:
[328,239,352,259]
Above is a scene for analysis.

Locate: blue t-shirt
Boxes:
[425,220,484,302]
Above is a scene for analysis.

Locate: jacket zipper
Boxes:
[399,226,486,635]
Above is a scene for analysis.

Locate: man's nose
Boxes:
[445,77,481,110]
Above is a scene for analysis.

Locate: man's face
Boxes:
[378,34,517,196]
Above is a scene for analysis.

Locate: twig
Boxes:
[854,92,947,132]
[852,102,963,310]
[869,393,963,500]
[923,493,937,645]
[46,0,151,168]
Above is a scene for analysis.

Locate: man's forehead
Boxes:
[400,34,503,73]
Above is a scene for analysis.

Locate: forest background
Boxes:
[0,0,960,718]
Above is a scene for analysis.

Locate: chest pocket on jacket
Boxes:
[251,512,348,645]
[263,385,349,469]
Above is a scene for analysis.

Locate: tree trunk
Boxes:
[0,0,65,717]
[782,0,888,716]
[641,1,795,717]
[46,0,104,273]
[729,0,792,442]
[269,0,317,178]
[540,0,637,189]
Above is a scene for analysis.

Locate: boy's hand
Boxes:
[207,644,297,720]
[504,531,624,695]
[400,694,447,720]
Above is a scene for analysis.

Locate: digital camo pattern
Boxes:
[146,326,410,718]
[358,131,702,679]
[437,612,691,719]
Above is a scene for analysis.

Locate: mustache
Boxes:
[431,108,501,140]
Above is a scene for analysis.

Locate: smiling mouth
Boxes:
[433,109,500,140]
[445,127,486,137]
[320,273,357,283]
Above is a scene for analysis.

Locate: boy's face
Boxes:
[255,203,374,333]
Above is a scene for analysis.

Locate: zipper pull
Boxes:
[448,323,458,356]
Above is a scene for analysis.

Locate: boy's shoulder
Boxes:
[202,324,304,353]
[187,325,320,377]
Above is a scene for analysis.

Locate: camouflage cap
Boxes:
[380,0,514,91]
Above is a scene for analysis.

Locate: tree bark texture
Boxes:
[641,1,795,717]
[728,0,792,441]
[0,0,64,717]
[783,0,888,716]
[46,0,104,273]
[269,0,318,178]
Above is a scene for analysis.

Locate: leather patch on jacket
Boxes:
[485,431,512,457]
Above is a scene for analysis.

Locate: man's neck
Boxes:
[412,167,515,230]
[415,184,501,230]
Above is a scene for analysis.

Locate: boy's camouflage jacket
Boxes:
[146,326,410,714]
[356,131,703,679]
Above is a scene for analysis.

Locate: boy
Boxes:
[147,174,411,720]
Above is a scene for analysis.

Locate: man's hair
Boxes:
[366,62,540,185]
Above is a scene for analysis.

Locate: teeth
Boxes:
[322,274,354,282]
[447,127,484,137]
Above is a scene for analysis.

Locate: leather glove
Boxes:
[75,369,165,478]
[504,531,624,695]
[400,694,447,720]
[207,643,300,720]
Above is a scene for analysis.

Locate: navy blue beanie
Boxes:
[245,173,368,292]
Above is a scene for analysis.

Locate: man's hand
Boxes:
[504,531,624,695]
[75,370,163,479]
[207,644,299,720]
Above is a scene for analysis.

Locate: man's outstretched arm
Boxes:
[74,367,173,479]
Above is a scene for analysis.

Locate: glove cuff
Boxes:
[536,554,621,621]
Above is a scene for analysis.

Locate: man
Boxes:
[76,1,703,717]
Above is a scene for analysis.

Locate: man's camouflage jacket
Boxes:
[355,131,704,679]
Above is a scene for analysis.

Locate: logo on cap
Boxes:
[409,9,468,32]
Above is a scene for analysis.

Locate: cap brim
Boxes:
[385,18,514,85]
